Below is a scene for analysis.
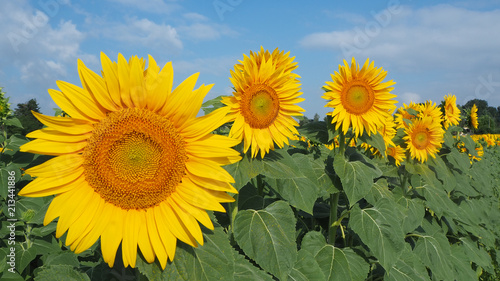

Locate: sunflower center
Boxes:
[83,108,187,210]
[241,84,280,128]
[413,131,430,150]
[342,83,375,115]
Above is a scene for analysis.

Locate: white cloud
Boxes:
[104,17,183,52]
[397,92,422,106]
[106,0,179,14]
[299,4,500,106]
[173,56,237,76]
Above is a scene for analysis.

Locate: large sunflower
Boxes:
[19,53,241,269]
[323,58,397,137]
[403,116,444,162]
[470,104,479,129]
[443,94,460,129]
[394,101,420,129]
[386,145,405,166]
[222,47,305,158]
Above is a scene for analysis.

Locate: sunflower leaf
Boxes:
[349,198,406,272]
[333,148,382,206]
[300,231,370,281]
[33,265,90,281]
[233,200,297,280]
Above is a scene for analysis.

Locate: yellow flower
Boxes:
[19,53,241,269]
[394,102,420,129]
[418,101,443,123]
[378,116,397,148]
[386,145,405,166]
[470,143,484,162]
[222,47,305,158]
[443,94,460,129]
[323,58,397,137]
[403,116,444,162]
[470,104,478,129]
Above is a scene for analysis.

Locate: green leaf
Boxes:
[427,156,456,192]
[263,150,320,214]
[447,149,471,174]
[333,149,382,206]
[34,265,90,281]
[42,252,80,267]
[224,153,264,190]
[358,131,386,155]
[459,237,492,272]
[4,118,23,129]
[137,224,235,280]
[233,200,297,280]
[413,231,455,281]
[233,249,274,281]
[16,245,37,274]
[0,271,25,281]
[297,121,330,144]
[394,195,425,234]
[287,249,326,281]
[201,95,225,115]
[385,245,430,281]
[449,244,477,281]
[349,198,406,271]
[365,178,394,206]
[301,231,369,281]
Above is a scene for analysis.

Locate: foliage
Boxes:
[7,99,43,136]
[1,96,500,281]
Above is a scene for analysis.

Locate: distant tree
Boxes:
[313,113,320,122]
[463,99,489,115]
[8,98,43,136]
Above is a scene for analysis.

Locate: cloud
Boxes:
[173,56,237,76]
[299,4,500,70]
[177,12,238,41]
[106,18,183,51]
[299,4,500,106]
[397,92,422,106]
[106,0,180,14]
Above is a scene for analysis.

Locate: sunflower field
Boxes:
[1,49,500,281]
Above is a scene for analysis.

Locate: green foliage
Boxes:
[7,99,43,136]
[2,95,500,280]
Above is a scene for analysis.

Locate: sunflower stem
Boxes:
[338,130,346,155]
[228,194,238,246]
[401,167,409,196]
[328,192,340,245]
[256,174,264,197]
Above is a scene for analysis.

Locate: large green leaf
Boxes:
[333,149,382,206]
[301,231,369,281]
[287,249,325,281]
[263,150,320,214]
[232,249,273,281]
[427,156,456,192]
[385,244,430,281]
[233,200,297,280]
[34,265,90,281]
[413,231,455,281]
[449,244,477,281]
[358,131,386,155]
[224,153,264,190]
[349,198,405,272]
[137,225,235,281]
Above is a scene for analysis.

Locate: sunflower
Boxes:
[442,94,460,129]
[378,116,397,148]
[222,47,305,158]
[470,104,479,129]
[403,116,444,162]
[394,102,420,129]
[323,58,397,137]
[386,145,405,166]
[418,101,443,123]
[19,53,241,269]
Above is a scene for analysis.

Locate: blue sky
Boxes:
[1,0,500,117]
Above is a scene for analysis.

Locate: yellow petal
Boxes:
[185,158,234,183]
[153,205,177,262]
[30,112,93,134]
[122,209,141,268]
[19,168,84,197]
[26,128,91,143]
[159,202,197,247]
[101,205,124,267]
[78,59,119,112]
[48,89,93,122]
[146,208,168,268]
[20,139,86,155]
[24,154,84,178]
[100,52,122,107]
[147,62,173,112]
[168,197,204,245]
[66,191,103,246]
[57,80,106,120]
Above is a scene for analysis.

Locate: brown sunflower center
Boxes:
[342,82,375,115]
[83,108,187,210]
[241,84,280,129]
[413,130,430,150]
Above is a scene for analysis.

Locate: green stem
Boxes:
[256,174,264,197]
[328,192,340,245]
[338,131,346,155]
[401,168,409,195]
[228,194,238,245]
